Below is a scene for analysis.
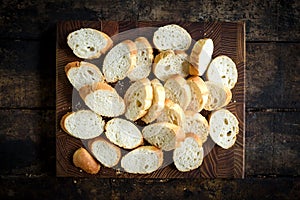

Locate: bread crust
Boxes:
[73,147,100,174]
[186,76,209,112]
[79,82,115,101]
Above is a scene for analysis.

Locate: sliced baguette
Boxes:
[79,82,125,117]
[124,78,153,121]
[186,76,209,112]
[209,109,239,149]
[189,38,214,76]
[60,110,105,139]
[73,147,101,174]
[153,24,191,51]
[103,40,137,83]
[142,122,185,151]
[121,146,163,174]
[204,81,232,111]
[65,61,104,90]
[142,79,165,124]
[127,37,153,81]
[105,118,143,149]
[67,28,112,59]
[206,55,238,89]
[153,50,190,82]
[164,75,191,110]
[173,133,204,172]
[88,137,121,168]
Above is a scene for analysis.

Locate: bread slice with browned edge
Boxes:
[105,118,143,149]
[103,40,137,83]
[121,146,163,174]
[79,82,125,117]
[173,133,204,172]
[142,122,185,151]
[189,38,214,76]
[65,61,104,90]
[209,109,239,149]
[142,79,165,124]
[186,76,209,112]
[73,147,100,174]
[88,137,121,168]
[153,50,190,82]
[204,81,232,111]
[67,28,113,59]
[60,110,105,139]
[124,78,153,121]
[127,37,154,81]
[153,24,192,51]
[183,111,209,143]
[206,55,238,89]
[164,75,191,110]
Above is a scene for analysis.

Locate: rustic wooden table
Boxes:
[0,0,299,199]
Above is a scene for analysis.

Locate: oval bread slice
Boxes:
[67,28,113,59]
[186,76,209,112]
[121,146,163,174]
[209,109,239,149]
[73,147,100,174]
[105,118,143,149]
[60,110,105,139]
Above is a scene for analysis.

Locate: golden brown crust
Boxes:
[185,133,203,147]
[187,76,209,112]
[64,61,80,74]
[100,33,113,54]
[60,112,73,135]
[73,147,100,174]
[79,82,115,100]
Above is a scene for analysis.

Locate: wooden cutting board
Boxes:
[56,21,245,178]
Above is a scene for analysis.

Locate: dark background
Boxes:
[0,0,299,199]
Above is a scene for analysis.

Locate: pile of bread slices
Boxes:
[61,24,239,175]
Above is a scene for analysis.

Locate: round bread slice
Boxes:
[153,50,190,82]
[209,109,239,149]
[186,76,209,112]
[105,118,143,149]
[121,146,163,174]
[65,61,104,90]
[204,81,232,111]
[73,147,100,174]
[142,122,185,151]
[88,137,121,168]
[124,78,153,121]
[164,75,192,110]
[206,55,238,89]
[67,28,113,59]
[189,38,214,76]
[103,40,137,83]
[173,133,204,172]
[60,110,105,139]
[142,79,165,124]
[183,111,209,143]
[127,37,153,81]
[153,24,191,51]
[79,82,125,117]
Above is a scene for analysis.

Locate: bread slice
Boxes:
[88,137,121,168]
[189,38,214,76]
[73,147,101,174]
[60,110,105,139]
[153,24,191,51]
[103,40,137,83]
[65,61,104,90]
[186,76,209,112]
[153,50,190,82]
[79,82,125,117]
[142,122,185,151]
[124,78,153,121]
[209,109,239,149]
[121,146,163,174]
[164,75,191,110]
[105,118,143,149]
[204,81,232,111]
[173,133,204,172]
[206,55,238,89]
[67,28,112,59]
[127,37,153,81]
[183,111,209,143]
[142,79,165,124]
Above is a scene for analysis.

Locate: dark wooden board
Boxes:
[56,20,245,178]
